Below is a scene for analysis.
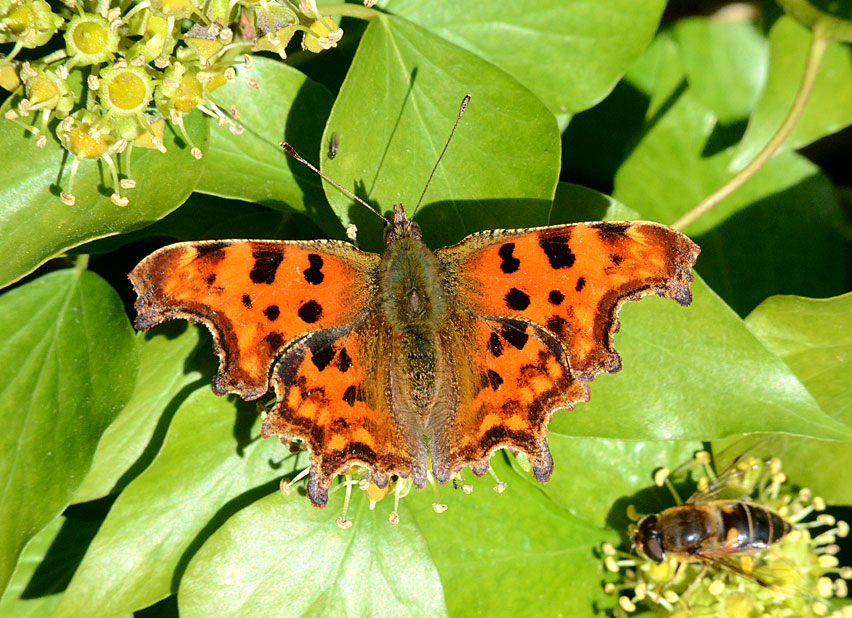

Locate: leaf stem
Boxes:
[672,25,830,231]
[73,254,90,274]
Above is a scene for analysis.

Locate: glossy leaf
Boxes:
[745,293,852,502]
[672,18,767,125]
[0,269,138,595]
[73,323,213,503]
[406,454,616,617]
[732,15,852,169]
[0,101,207,290]
[179,491,447,618]
[382,0,666,121]
[76,194,325,255]
[195,56,340,236]
[321,15,560,251]
[533,437,703,529]
[613,64,849,315]
[53,388,291,617]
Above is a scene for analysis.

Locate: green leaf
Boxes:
[383,0,666,121]
[613,67,850,315]
[545,185,852,442]
[53,388,291,616]
[75,194,325,255]
[321,15,560,251]
[0,269,139,596]
[0,104,208,290]
[672,18,768,125]
[531,437,703,529]
[195,56,340,236]
[732,15,852,168]
[406,454,615,617]
[744,292,852,503]
[179,491,447,618]
[72,323,214,503]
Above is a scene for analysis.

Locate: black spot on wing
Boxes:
[342,385,356,406]
[241,294,252,308]
[487,369,504,391]
[611,254,624,265]
[548,290,564,305]
[499,319,529,351]
[249,248,284,284]
[488,332,504,357]
[575,277,586,292]
[592,222,630,241]
[505,288,531,311]
[263,305,280,321]
[298,300,323,323]
[539,233,575,269]
[303,254,324,285]
[195,242,227,260]
[204,273,216,285]
[336,347,352,373]
[264,331,284,351]
[546,315,567,338]
[498,243,520,274]
[310,345,335,372]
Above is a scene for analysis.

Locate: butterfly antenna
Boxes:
[280,142,388,223]
[411,94,471,220]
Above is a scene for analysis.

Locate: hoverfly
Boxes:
[632,446,793,588]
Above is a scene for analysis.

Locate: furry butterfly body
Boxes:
[130,204,699,506]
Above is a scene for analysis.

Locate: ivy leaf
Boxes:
[321,15,560,251]
[613,64,849,315]
[72,323,214,503]
[407,454,616,616]
[179,491,447,617]
[744,292,852,503]
[195,56,339,236]
[53,389,291,617]
[383,0,666,123]
[672,18,768,125]
[0,269,138,596]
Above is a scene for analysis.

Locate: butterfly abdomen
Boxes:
[380,228,449,414]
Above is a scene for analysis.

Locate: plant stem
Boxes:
[73,254,90,274]
[672,25,830,232]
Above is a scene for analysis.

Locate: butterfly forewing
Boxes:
[438,222,700,379]
[130,239,379,399]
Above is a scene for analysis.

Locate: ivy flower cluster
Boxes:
[0,0,358,206]
[602,451,852,618]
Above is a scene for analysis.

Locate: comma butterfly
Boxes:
[129,96,700,507]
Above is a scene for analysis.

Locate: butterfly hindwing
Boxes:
[432,314,589,484]
[263,312,425,506]
[130,239,379,399]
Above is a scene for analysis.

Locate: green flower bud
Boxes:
[0,0,62,47]
[98,63,155,116]
[64,13,120,66]
[23,64,73,118]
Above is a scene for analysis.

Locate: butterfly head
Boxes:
[384,204,423,247]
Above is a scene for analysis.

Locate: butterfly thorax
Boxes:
[379,206,448,413]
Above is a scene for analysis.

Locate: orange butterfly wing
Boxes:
[261,312,425,507]
[129,239,379,399]
[433,221,700,480]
